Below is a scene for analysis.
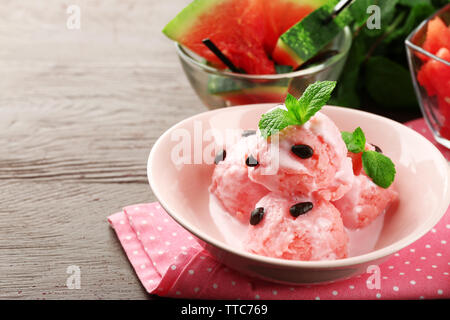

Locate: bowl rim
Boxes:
[174,26,353,80]
[148,103,450,269]
[404,3,450,66]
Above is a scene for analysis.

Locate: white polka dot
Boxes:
[383,276,389,280]
[188,236,193,240]
[427,275,432,279]
[125,235,132,240]
[181,246,187,250]
[416,268,421,272]
[136,231,140,237]
[176,291,181,295]
[441,240,447,244]
[432,265,437,268]
[444,272,449,276]
[376,293,381,299]
[405,261,410,265]
[438,289,443,295]
[394,253,400,257]
[349,285,355,289]
[148,279,154,284]
[255,294,260,299]
[425,244,431,248]
[410,280,416,285]
[410,249,415,252]
[119,220,125,225]
[163,218,168,223]
[207,268,212,272]
[212,283,218,289]
[165,241,171,246]
[437,253,442,256]
[172,232,177,237]
[140,264,146,269]
[388,265,394,269]
[157,226,162,231]
[231,281,236,286]
[158,250,164,255]
[419,296,424,300]
[315,296,320,300]
[200,256,206,260]
[272,290,277,295]
[171,265,176,270]
[431,228,436,233]
[446,224,450,229]
[153,262,157,266]
[332,290,338,296]
[399,272,405,276]
[134,207,139,211]
[188,269,194,275]
[142,220,147,225]
[393,286,399,292]
[194,287,199,293]
[156,204,161,209]
[149,236,155,240]
[181,251,187,255]
[133,250,139,255]
[420,257,426,260]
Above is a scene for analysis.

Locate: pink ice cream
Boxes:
[333,172,398,230]
[244,193,348,261]
[210,134,269,222]
[248,111,353,201]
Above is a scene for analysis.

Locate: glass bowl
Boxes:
[175,26,352,109]
[405,4,450,149]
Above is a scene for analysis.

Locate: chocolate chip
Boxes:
[242,130,257,137]
[371,143,383,154]
[289,202,313,218]
[250,207,265,225]
[245,155,259,167]
[291,145,314,159]
[214,150,226,164]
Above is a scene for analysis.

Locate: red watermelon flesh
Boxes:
[261,0,319,54]
[163,0,275,75]
[417,47,450,139]
[422,17,450,57]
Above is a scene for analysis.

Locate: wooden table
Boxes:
[0,0,422,300]
[0,0,201,299]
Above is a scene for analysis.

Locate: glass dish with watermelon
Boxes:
[405,4,450,149]
[163,0,352,109]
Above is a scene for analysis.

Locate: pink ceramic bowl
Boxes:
[147,104,450,284]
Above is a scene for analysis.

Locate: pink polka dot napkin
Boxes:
[108,119,449,300]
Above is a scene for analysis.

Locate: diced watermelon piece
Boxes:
[163,0,275,75]
[422,17,450,56]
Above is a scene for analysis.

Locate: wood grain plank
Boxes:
[0,0,201,299]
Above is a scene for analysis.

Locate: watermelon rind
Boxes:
[162,0,227,39]
[274,0,354,66]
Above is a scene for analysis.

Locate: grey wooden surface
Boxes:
[0,0,203,299]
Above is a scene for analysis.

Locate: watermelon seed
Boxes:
[290,202,313,218]
[250,207,265,225]
[245,155,259,167]
[291,145,314,159]
[214,150,226,164]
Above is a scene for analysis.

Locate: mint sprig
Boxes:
[341,127,365,153]
[341,127,396,189]
[259,81,336,138]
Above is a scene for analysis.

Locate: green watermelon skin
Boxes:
[272,0,354,68]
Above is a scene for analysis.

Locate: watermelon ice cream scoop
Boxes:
[333,173,398,230]
[209,81,398,261]
[248,109,354,201]
[244,193,348,261]
[210,134,269,222]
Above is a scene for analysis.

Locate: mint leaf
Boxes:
[297,81,337,124]
[259,81,336,138]
[341,127,366,153]
[362,150,396,188]
[259,108,297,139]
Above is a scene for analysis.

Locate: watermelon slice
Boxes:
[272,0,353,69]
[163,0,275,75]
[261,0,328,54]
